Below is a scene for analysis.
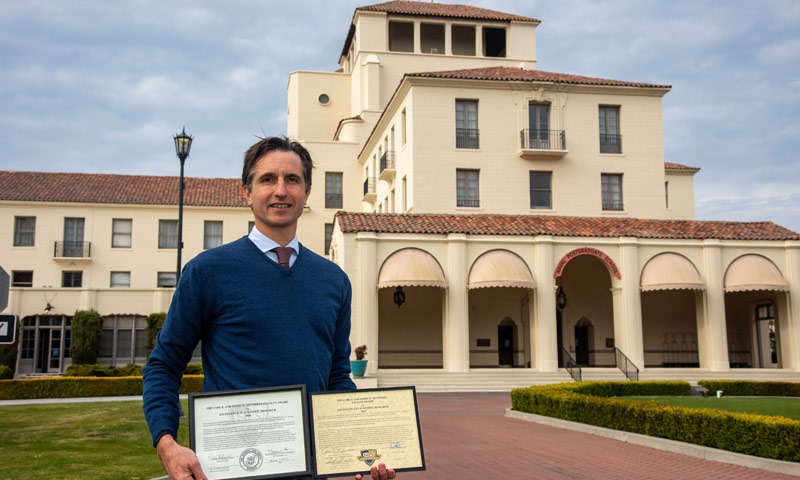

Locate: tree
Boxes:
[70,310,103,364]
[146,312,167,357]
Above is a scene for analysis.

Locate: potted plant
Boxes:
[351,345,368,378]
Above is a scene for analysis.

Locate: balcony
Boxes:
[602,203,624,211]
[363,177,376,202]
[600,134,622,154]
[378,151,396,182]
[456,128,479,149]
[54,241,92,261]
[518,129,567,159]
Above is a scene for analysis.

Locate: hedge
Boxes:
[63,363,203,377]
[0,375,204,400]
[698,380,800,397]
[511,381,800,462]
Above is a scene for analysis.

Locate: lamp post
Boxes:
[173,127,193,284]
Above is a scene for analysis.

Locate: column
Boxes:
[356,232,379,373]
[444,233,469,372]
[701,240,729,371]
[694,291,711,368]
[618,238,644,368]
[444,22,452,55]
[780,241,800,370]
[534,237,557,371]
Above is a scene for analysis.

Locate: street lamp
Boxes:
[173,127,193,283]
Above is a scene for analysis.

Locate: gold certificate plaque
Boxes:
[311,387,425,477]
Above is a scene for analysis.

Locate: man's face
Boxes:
[243,149,310,240]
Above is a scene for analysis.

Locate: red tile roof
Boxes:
[335,212,799,241]
[357,1,540,23]
[665,162,700,171]
[0,170,247,207]
[409,66,671,89]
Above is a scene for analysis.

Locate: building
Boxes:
[2,1,799,384]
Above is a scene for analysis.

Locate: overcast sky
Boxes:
[1,0,798,231]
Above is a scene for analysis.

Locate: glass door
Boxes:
[48,329,62,372]
[64,218,85,257]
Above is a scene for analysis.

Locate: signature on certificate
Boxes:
[389,442,402,449]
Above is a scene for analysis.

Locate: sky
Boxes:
[1,0,798,231]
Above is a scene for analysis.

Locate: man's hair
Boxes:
[242,136,314,192]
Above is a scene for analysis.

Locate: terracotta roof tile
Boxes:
[0,170,247,207]
[409,66,671,89]
[357,1,539,23]
[665,162,700,171]
[335,212,799,241]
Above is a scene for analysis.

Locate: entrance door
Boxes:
[528,103,551,149]
[48,329,62,372]
[755,304,778,368]
[498,325,514,367]
[36,329,50,373]
[575,325,589,365]
[64,218,85,257]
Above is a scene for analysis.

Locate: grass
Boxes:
[0,399,190,480]
[624,396,800,421]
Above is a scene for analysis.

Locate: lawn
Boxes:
[0,399,188,480]
[623,396,800,421]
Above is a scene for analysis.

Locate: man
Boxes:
[143,136,395,480]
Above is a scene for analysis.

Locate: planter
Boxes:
[351,359,368,378]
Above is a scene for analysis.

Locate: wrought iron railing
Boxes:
[380,151,396,172]
[54,241,91,258]
[600,134,622,154]
[363,177,376,196]
[602,202,624,211]
[561,347,582,382]
[456,128,479,149]
[456,197,479,207]
[520,129,566,150]
[614,347,639,381]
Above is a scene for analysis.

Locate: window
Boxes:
[110,271,130,288]
[601,174,623,211]
[158,220,178,249]
[526,103,552,149]
[455,100,479,148]
[112,219,132,248]
[599,106,621,153]
[665,181,669,208]
[388,21,413,52]
[325,172,343,209]
[62,271,83,288]
[157,271,177,288]
[21,330,35,359]
[12,271,33,287]
[452,25,475,55]
[483,27,506,57]
[248,221,255,233]
[421,23,444,54]
[530,171,552,209]
[134,329,148,358]
[117,329,132,358]
[204,221,223,249]
[456,169,480,207]
[63,217,85,257]
[401,108,407,146]
[324,223,334,256]
[13,216,35,246]
[98,329,114,358]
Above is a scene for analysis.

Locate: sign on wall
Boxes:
[0,314,16,345]
[0,266,8,312]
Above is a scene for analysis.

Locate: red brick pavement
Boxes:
[399,393,792,479]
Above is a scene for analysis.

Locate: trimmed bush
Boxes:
[511,381,800,462]
[0,364,13,380]
[146,312,167,356]
[71,310,103,364]
[184,364,203,375]
[698,380,800,397]
[0,375,204,400]
[64,363,144,377]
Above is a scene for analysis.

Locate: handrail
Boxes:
[561,347,582,382]
[614,347,639,381]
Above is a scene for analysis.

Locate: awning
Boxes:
[468,250,535,289]
[724,255,789,293]
[640,253,705,292]
[377,248,447,289]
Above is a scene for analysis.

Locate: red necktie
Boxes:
[272,247,292,268]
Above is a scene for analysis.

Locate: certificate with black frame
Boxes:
[189,385,312,480]
[310,386,425,477]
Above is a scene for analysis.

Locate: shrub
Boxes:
[184,364,203,375]
[698,380,799,397]
[511,381,800,462]
[0,364,13,380]
[0,375,204,400]
[70,310,103,364]
[64,363,144,377]
[146,312,167,357]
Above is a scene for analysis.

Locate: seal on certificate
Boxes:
[357,448,381,467]
[239,447,263,472]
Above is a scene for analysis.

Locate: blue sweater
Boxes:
[143,237,356,446]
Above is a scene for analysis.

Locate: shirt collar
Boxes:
[248,226,299,255]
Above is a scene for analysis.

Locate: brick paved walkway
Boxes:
[401,393,793,479]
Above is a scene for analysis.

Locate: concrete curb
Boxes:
[505,408,800,477]
[0,394,188,406]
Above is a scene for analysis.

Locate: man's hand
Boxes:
[156,434,207,480]
[355,462,396,480]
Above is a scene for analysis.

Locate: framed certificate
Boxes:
[189,385,312,480]
[310,386,425,477]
